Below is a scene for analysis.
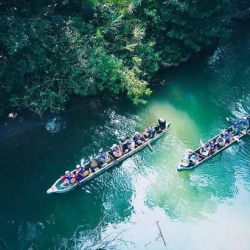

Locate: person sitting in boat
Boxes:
[155,118,167,133]
[181,149,198,167]
[223,130,231,144]
[133,132,146,146]
[61,171,77,187]
[226,118,242,136]
[209,139,217,154]
[199,140,210,156]
[89,156,99,172]
[240,116,249,134]
[75,164,89,182]
[98,148,113,165]
[216,134,226,148]
[142,126,155,139]
[111,144,123,158]
[233,121,242,136]
[187,150,199,166]
[189,153,198,166]
[180,149,191,167]
[200,144,210,156]
[121,137,135,153]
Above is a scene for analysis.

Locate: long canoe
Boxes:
[47,121,171,194]
[177,122,250,172]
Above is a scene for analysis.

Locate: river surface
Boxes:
[1,22,250,250]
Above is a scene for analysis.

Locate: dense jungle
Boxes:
[0,0,250,118]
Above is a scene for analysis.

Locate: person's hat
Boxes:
[134,131,140,135]
[65,170,70,175]
[111,144,118,149]
[76,164,81,169]
[99,148,104,153]
[243,116,247,120]
[159,118,165,122]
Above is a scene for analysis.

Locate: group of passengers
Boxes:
[94,119,165,167]
[60,118,167,187]
[198,116,249,158]
[183,116,250,167]
[96,126,157,165]
[61,159,90,187]
[199,131,230,157]
[226,116,249,136]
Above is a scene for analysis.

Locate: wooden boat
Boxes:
[177,119,250,172]
[47,119,171,194]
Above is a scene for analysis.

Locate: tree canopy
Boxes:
[0,0,245,117]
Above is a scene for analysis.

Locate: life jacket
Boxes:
[113,147,121,154]
[63,173,75,181]
[126,140,134,147]
[134,134,145,143]
[134,135,141,142]
[201,147,208,153]
[233,123,242,135]
[147,128,155,137]
[123,140,133,152]
[242,120,249,130]
[76,167,85,175]
[189,154,197,166]
[76,167,89,180]
[217,137,225,146]
[209,142,216,149]
[224,133,230,141]
[100,152,111,162]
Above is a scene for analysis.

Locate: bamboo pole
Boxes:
[156,221,167,247]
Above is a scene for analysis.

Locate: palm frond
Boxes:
[132,24,145,41]
[124,43,138,51]
[103,13,123,35]
[126,3,135,14]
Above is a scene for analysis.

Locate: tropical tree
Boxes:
[0,0,234,117]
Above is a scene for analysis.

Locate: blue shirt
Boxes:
[241,119,249,131]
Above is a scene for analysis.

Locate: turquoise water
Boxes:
[1,22,250,249]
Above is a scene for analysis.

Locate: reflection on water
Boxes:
[45,117,67,134]
[1,22,250,249]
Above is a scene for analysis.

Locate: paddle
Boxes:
[147,142,153,151]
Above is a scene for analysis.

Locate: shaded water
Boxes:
[1,22,250,249]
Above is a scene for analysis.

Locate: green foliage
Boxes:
[0,0,236,116]
[232,0,250,10]
[151,0,231,62]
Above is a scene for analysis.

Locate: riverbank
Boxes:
[0,97,105,141]
[0,110,41,141]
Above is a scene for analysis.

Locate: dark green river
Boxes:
[1,22,250,250]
